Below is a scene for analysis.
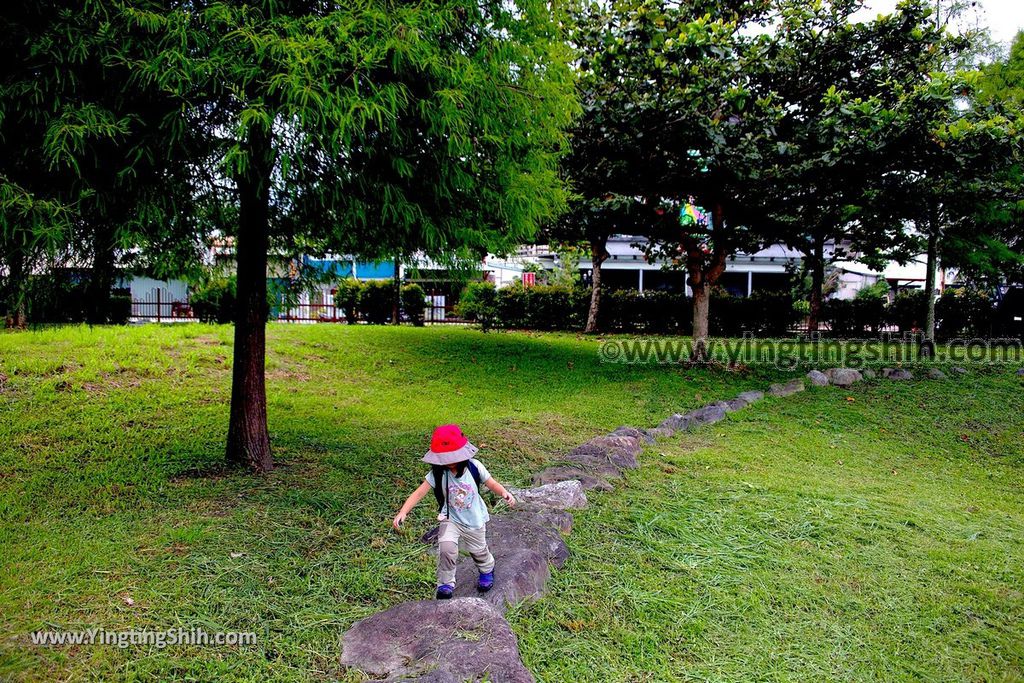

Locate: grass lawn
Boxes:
[1,324,1022,681]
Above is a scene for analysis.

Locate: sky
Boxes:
[854,0,1024,46]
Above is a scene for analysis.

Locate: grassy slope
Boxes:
[0,325,1021,681]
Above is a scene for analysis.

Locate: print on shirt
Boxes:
[448,481,475,511]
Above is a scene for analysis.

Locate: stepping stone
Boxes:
[533,466,614,491]
[826,368,863,387]
[644,426,675,440]
[514,509,574,534]
[610,426,654,444]
[882,368,913,380]
[806,370,829,386]
[420,512,570,567]
[926,368,947,379]
[563,435,641,471]
[452,548,550,612]
[340,597,534,682]
[684,404,727,426]
[737,390,765,404]
[769,379,805,396]
[508,480,588,511]
[659,413,691,432]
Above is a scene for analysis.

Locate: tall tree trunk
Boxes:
[4,245,27,329]
[392,257,401,324]
[688,202,729,362]
[807,236,825,335]
[226,127,274,473]
[920,213,940,359]
[584,236,608,333]
[87,230,116,325]
[690,280,711,361]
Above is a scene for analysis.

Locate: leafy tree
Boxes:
[100,0,575,471]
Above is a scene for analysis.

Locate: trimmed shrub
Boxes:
[358,280,395,324]
[888,290,929,332]
[190,277,236,324]
[334,278,364,324]
[400,283,427,326]
[822,298,886,337]
[936,289,995,339]
[457,282,499,330]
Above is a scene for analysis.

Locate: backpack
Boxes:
[431,461,482,513]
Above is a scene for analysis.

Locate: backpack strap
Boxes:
[430,465,447,512]
[466,460,482,488]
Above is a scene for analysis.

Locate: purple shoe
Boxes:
[477,571,494,592]
[436,584,454,600]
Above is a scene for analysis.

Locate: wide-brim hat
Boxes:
[422,424,479,466]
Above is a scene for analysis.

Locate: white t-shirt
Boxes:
[425,459,491,528]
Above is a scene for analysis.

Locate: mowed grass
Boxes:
[0,324,1021,682]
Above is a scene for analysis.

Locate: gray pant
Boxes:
[437,519,494,587]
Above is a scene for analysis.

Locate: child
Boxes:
[392,424,516,599]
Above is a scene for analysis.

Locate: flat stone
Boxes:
[644,426,675,440]
[737,390,764,403]
[862,369,877,379]
[514,509,574,534]
[926,368,947,379]
[951,367,968,375]
[806,370,830,386]
[685,404,727,426]
[882,368,913,380]
[451,548,550,612]
[507,480,587,511]
[533,466,614,491]
[563,435,641,471]
[420,512,570,567]
[610,426,654,444]
[340,597,533,682]
[769,379,805,397]
[659,413,691,431]
[826,368,863,387]
[725,397,749,411]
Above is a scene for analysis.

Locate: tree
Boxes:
[103,0,575,471]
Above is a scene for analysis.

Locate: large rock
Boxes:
[769,379,805,397]
[926,367,947,380]
[826,368,863,388]
[610,426,654,444]
[685,403,727,426]
[737,390,765,404]
[420,512,570,567]
[882,368,913,380]
[724,397,749,412]
[532,466,614,492]
[951,366,968,375]
[658,413,691,432]
[508,480,588,511]
[451,548,550,611]
[1016,368,1024,376]
[562,435,641,471]
[340,597,534,682]
[806,370,830,386]
[644,426,675,440]
[862,368,877,379]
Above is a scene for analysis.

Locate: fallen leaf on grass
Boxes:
[230,552,243,559]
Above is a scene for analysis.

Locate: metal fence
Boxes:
[130,290,194,322]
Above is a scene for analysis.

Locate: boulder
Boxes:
[420,512,570,567]
[532,466,614,492]
[610,426,654,444]
[769,379,805,397]
[826,368,863,388]
[737,390,765,403]
[806,370,830,386]
[882,368,913,380]
[725,397,749,412]
[685,403,727,426]
[451,548,550,611]
[951,367,968,375]
[515,509,574,534]
[659,413,691,432]
[340,597,534,683]
[1016,368,1024,376]
[508,480,587,511]
[862,368,877,379]
[926,368,947,380]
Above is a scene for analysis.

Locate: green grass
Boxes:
[0,324,1021,681]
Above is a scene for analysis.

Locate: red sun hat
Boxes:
[422,424,479,466]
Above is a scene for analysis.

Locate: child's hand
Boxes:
[502,491,516,507]
[392,512,406,530]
